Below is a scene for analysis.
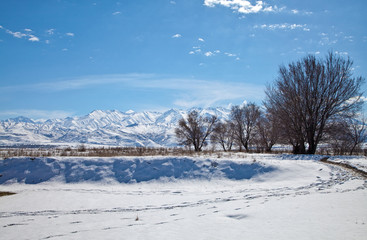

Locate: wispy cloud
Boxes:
[224,52,236,57]
[112,11,121,15]
[291,9,313,15]
[204,51,214,57]
[254,23,310,31]
[198,37,205,42]
[46,29,55,35]
[66,32,75,37]
[122,75,264,108]
[2,74,264,109]
[6,30,27,38]
[172,33,182,38]
[28,35,40,42]
[0,26,40,42]
[160,78,264,108]
[0,109,75,120]
[204,0,283,14]
[189,46,239,60]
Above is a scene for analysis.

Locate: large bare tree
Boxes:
[231,103,260,152]
[265,52,364,154]
[255,111,280,152]
[211,121,235,151]
[175,110,217,152]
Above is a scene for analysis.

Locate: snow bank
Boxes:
[1,154,366,240]
[328,155,367,172]
[0,157,276,184]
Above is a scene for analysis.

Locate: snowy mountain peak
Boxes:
[7,116,35,124]
[0,107,230,147]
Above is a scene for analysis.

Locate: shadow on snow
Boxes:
[0,157,276,184]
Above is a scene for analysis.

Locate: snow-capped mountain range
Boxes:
[0,108,230,147]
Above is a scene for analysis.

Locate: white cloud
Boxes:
[2,26,40,42]
[46,29,55,35]
[198,38,205,42]
[225,52,236,57]
[291,9,299,14]
[335,51,348,56]
[172,33,182,38]
[28,35,40,42]
[319,36,337,46]
[112,11,121,15]
[263,6,274,12]
[6,30,27,38]
[66,32,75,37]
[170,1,176,4]
[204,51,214,57]
[190,47,240,60]
[204,0,282,14]
[254,23,310,31]
[344,35,353,42]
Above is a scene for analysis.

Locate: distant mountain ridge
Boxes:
[0,108,230,147]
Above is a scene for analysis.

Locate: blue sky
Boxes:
[0,0,366,120]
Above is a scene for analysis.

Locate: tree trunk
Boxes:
[244,142,249,152]
[293,142,306,154]
[307,140,317,154]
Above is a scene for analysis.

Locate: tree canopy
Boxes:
[264,52,364,154]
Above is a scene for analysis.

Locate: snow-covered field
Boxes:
[0,154,366,240]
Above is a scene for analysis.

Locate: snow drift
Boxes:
[0,157,276,184]
[1,155,366,240]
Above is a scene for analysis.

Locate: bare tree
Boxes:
[211,121,235,151]
[231,103,261,152]
[175,110,217,152]
[327,116,367,155]
[265,52,364,154]
[347,117,367,155]
[255,112,280,152]
[231,105,246,151]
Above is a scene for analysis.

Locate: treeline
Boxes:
[0,146,297,158]
[175,52,366,155]
[0,146,177,158]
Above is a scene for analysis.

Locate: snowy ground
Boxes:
[0,155,366,240]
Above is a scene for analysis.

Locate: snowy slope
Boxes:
[0,155,366,240]
[0,108,230,147]
[0,156,276,184]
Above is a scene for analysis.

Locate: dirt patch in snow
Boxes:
[320,157,367,179]
[0,191,16,197]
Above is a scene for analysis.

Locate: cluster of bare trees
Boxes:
[175,52,366,155]
[175,103,281,153]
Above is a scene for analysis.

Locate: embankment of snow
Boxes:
[0,157,276,184]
